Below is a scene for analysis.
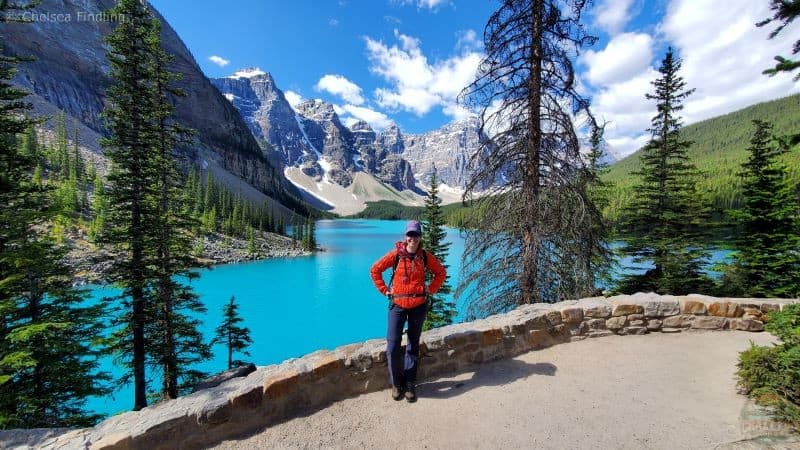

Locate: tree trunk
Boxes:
[521,0,544,304]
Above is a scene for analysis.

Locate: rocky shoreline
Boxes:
[63,227,313,286]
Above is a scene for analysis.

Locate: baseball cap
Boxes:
[405,220,422,236]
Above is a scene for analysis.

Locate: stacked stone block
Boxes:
[18,294,797,450]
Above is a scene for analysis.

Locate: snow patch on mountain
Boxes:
[228,67,266,79]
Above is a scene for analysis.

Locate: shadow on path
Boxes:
[418,359,557,400]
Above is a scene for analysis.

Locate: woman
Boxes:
[370,220,446,402]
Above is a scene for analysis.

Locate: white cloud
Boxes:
[607,134,650,159]
[329,18,339,27]
[332,103,346,116]
[660,0,800,125]
[589,68,659,156]
[455,29,481,52]
[394,0,449,9]
[583,0,800,158]
[442,103,474,122]
[315,74,365,105]
[365,29,481,118]
[418,0,447,8]
[582,33,653,86]
[342,104,394,130]
[208,55,230,67]
[284,90,303,111]
[592,0,635,35]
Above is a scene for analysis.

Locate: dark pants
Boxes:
[387,302,427,388]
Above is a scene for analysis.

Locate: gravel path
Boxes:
[215,331,792,450]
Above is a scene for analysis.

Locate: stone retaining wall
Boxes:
[22,294,798,450]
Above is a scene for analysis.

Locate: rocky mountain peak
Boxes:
[349,120,373,133]
[295,99,338,123]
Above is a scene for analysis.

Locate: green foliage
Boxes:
[185,168,285,238]
[212,296,253,370]
[89,171,108,242]
[615,48,714,295]
[301,216,317,251]
[422,171,456,330]
[603,94,800,221]
[100,0,211,408]
[350,200,422,220]
[718,120,800,298]
[758,0,800,80]
[0,1,108,428]
[0,240,110,429]
[737,304,800,431]
[349,199,478,230]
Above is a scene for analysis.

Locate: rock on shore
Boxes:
[62,225,312,286]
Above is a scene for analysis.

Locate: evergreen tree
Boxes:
[247,226,256,255]
[212,296,253,370]
[721,120,800,297]
[19,124,37,159]
[301,216,316,251]
[0,241,109,428]
[758,0,800,79]
[457,0,609,317]
[146,18,209,400]
[758,0,800,146]
[422,170,455,330]
[89,171,107,242]
[31,163,42,189]
[72,120,84,184]
[616,48,713,295]
[101,0,165,410]
[54,112,69,179]
[0,1,108,428]
[583,125,614,291]
[203,170,215,213]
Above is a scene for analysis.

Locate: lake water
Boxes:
[85,219,730,417]
[86,219,468,416]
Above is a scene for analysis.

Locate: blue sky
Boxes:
[150,0,799,157]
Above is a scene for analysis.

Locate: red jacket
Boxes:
[370,242,447,309]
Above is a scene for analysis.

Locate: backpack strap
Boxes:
[389,249,427,290]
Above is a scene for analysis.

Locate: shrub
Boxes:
[737,304,800,430]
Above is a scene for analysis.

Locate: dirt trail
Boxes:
[215,331,797,450]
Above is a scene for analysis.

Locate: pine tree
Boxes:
[0,241,109,428]
[583,125,614,290]
[247,226,257,255]
[54,112,69,179]
[213,296,253,370]
[101,0,165,410]
[616,48,713,295]
[72,120,84,184]
[758,1,800,147]
[19,124,37,159]
[300,216,316,251]
[422,170,455,330]
[758,0,800,79]
[89,172,107,242]
[457,0,609,317]
[203,170,215,213]
[0,1,108,428]
[146,18,210,400]
[721,120,800,297]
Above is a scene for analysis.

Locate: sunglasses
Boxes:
[405,232,421,238]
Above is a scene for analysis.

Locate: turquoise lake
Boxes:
[85,219,731,417]
[86,219,469,416]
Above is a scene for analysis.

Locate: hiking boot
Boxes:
[404,383,417,402]
[391,385,404,401]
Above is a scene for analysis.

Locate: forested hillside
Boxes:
[603,94,800,221]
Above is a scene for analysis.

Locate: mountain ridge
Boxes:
[2,0,307,217]
[211,68,488,213]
